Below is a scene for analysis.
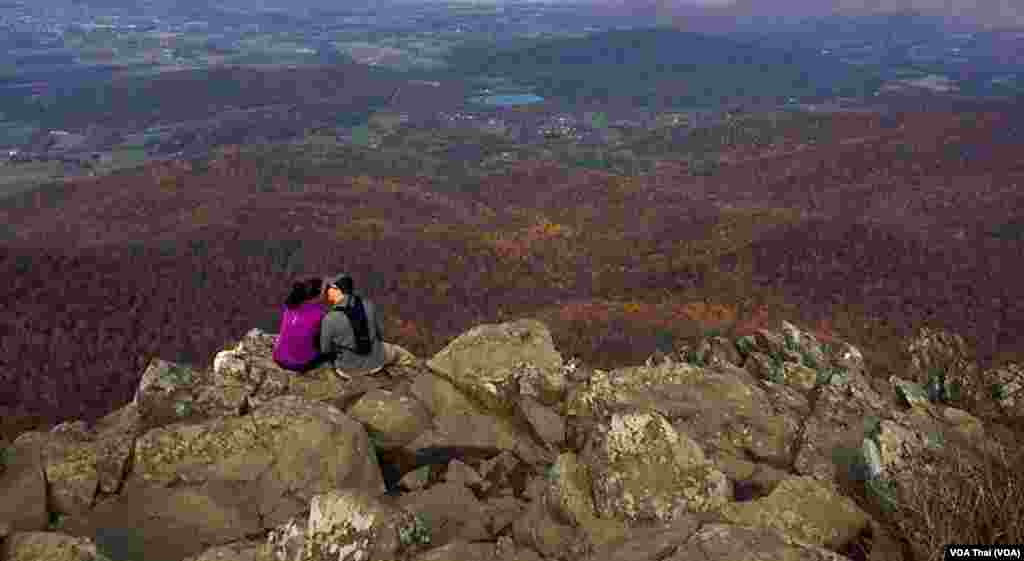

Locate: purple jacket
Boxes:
[273,300,327,370]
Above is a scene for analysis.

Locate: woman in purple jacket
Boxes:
[272,277,329,372]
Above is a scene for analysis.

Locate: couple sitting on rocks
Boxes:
[271,272,415,380]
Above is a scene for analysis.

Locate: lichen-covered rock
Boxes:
[689,369,808,466]
[303,489,416,561]
[564,361,704,420]
[589,516,700,561]
[130,394,384,540]
[266,517,305,561]
[584,410,731,523]
[821,339,866,381]
[721,476,870,550]
[696,336,746,368]
[568,360,807,469]
[744,353,817,391]
[546,453,597,528]
[36,430,100,517]
[0,437,48,533]
[400,466,431,491]
[940,407,985,441]
[753,329,805,365]
[794,378,888,485]
[482,496,525,537]
[904,326,979,403]
[397,482,489,546]
[544,452,629,548]
[404,410,550,467]
[477,451,523,496]
[511,499,582,560]
[347,389,432,450]
[984,362,1024,420]
[518,395,566,447]
[783,363,821,392]
[182,539,265,561]
[4,420,130,519]
[427,319,564,415]
[779,321,830,369]
[669,523,853,561]
[134,359,230,428]
[1,532,100,561]
[516,360,569,406]
[872,420,925,475]
[408,373,479,417]
[443,459,482,489]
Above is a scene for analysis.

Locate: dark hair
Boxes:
[285,277,324,309]
[334,275,353,294]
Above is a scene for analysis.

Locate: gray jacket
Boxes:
[319,293,388,374]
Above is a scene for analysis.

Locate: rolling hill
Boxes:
[1,101,1023,444]
[443,27,885,109]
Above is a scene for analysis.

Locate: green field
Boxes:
[0,161,63,199]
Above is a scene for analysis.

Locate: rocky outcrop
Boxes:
[584,409,731,522]
[904,326,979,404]
[1,531,100,561]
[426,319,566,414]
[0,318,1010,561]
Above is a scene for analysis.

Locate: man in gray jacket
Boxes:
[320,272,416,380]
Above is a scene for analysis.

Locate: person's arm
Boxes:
[319,312,335,356]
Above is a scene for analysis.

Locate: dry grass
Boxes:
[865,428,1024,561]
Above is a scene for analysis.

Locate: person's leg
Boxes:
[297,353,333,374]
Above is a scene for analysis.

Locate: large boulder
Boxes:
[567,361,808,470]
[267,488,425,561]
[1,532,100,561]
[57,395,384,561]
[583,409,731,523]
[134,359,246,431]
[131,394,383,502]
[409,372,479,417]
[721,476,870,550]
[11,418,136,518]
[794,373,888,486]
[517,395,566,448]
[303,489,420,561]
[347,389,432,450]
[587,516,701,561]
[403,405,551,468]
[511,498,584,560]
[427,319,566,414]
[0,436,49,533]
[397,482,490,546]
[544,452,629,548]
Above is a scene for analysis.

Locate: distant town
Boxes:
[0,0,1021,192]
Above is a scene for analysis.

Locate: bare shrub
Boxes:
[872,433,1024,561]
